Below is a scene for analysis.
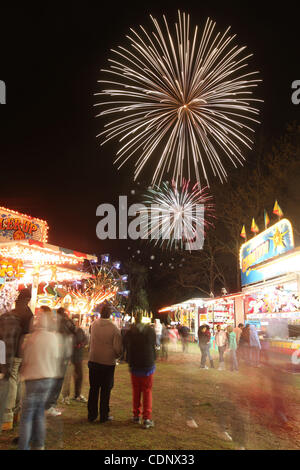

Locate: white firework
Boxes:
[139,180,215,251]
[95,11,262,185]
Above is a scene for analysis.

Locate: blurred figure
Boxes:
[160,324,170,360]
[178,324,190,353]
[234,323,243,347]
[249,324,261,367]
[215,324,227,370]
[120,319,131,362]
[168,325,179,351]
[14,288,33,335]
[0,304,23,432]
[71,318,88,402]
[217,397,247,450]
[239,324,250,363]
[18,307,59,450]
[124,311,156,429]
[45,307,76,416]
[154,319,162,350]
[198,324,214,369]
[87,304,122,423]
[227,326,238,372]
[2,288,33,431]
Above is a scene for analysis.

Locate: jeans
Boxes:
[45,377,64,410]
[200,343,210,367]
[218,345,226,364]
[131,373,154,420]
[18,378,54,450]
[4,357,22,424]
[87,361,115,422]
[230,349,238,371]
[250,347,260,367]
[0,377,10,432]
[73,361,83,398]
[181,337,188,352]
[62,361,72,398]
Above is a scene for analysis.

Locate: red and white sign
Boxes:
[0,206,49,243]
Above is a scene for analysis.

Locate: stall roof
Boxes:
[205,292,244,304]
[0,239,97,265]
[158,297,210,313]
[21,265,94,285]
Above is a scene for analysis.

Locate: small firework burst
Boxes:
[139,179,215,251]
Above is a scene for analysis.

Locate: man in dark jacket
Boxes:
[124,312,156,429]
[178,324,190,353]
[71,318,88,402]
[14,288,33,335]
[0,308,23,432]
[198,324,214,369]
[0,287,32,432]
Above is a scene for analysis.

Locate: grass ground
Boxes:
[1,342,300,450]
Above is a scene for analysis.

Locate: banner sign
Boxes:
[240,218,294,286]
[0,207,49,243]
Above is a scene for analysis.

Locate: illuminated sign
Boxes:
[240,218,294,286]
[0,207,49,243]
[0,257,25,287]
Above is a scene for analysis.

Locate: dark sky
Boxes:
[0,1,299,265]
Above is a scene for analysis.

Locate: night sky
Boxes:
[0,2,299,285]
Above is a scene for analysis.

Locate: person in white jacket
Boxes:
[18,307,60,450]
[215,324,227,370]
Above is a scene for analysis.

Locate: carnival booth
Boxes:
[0,206,97,314]
[205,292,244,330]
[159,297,208,341]
[240,217,300,362]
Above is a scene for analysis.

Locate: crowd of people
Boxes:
[0,291,159,450]
[0,287,264,450]
[198,322,261,371]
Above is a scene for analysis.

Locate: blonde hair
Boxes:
[227,325,233,333]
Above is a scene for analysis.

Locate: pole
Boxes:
[30,266,40,314]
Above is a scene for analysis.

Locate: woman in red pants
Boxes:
[124,313,156,429]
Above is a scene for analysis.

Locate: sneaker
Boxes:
[132,416,141,424]
[45,407,62,417]
[61,397,71,405]
[223,431,232,441]
[75,395,87,403]
[200,366,209,369]
[100,415,114,423]
[88,417,97,423]
[143,419,154,429]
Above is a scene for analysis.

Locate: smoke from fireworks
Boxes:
[139,180,215,251]
[95,11,261,186]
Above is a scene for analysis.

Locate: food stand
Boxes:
[0,206,97,314]
[158,297,208,341]
[205,293,244,329]
[240,218,300,362]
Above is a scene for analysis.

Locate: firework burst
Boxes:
[139,180,215,251]
[95,11,261,186]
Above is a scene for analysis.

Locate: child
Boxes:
[227,326,238,372]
